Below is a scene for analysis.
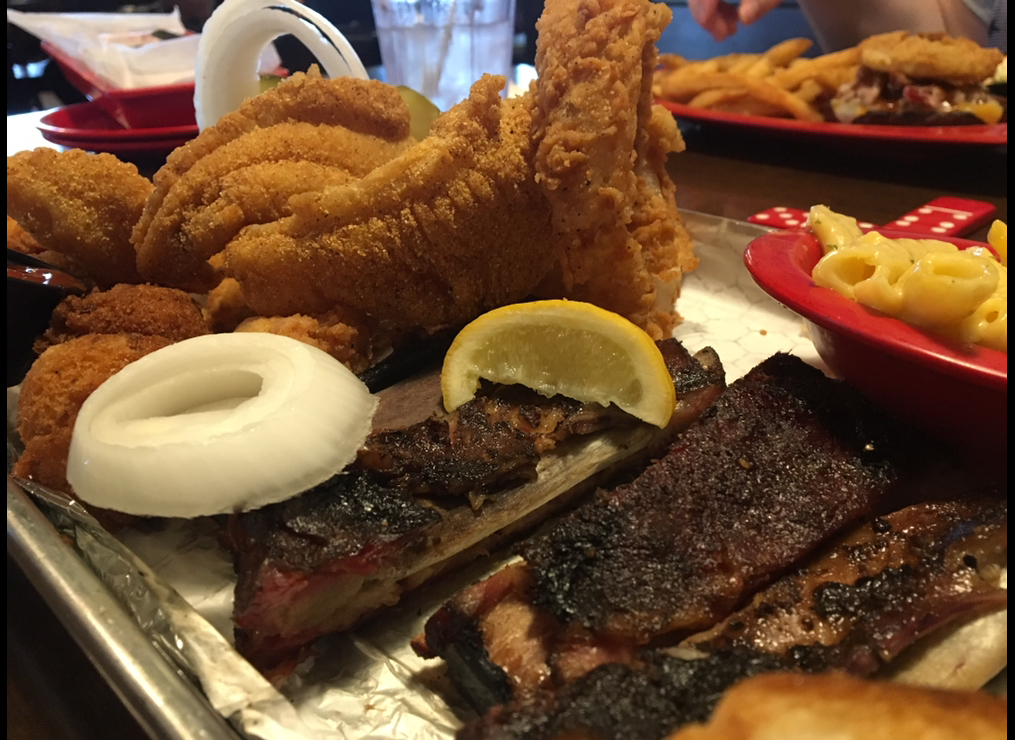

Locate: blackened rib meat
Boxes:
[684,496,1008,675]
[458,651,787,740]
[359,386,650,509]
[454,496,1006,740]
[418,354,936,709]
[226,339,724,671]
[522,353,923,639]
[359,340,725,507]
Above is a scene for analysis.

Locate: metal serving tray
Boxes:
[4,212,838,740]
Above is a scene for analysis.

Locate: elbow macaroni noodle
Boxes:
[808,206,1007,352]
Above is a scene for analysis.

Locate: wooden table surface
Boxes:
[6,108,1007,740]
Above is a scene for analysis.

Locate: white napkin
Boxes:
[8,8,280,91]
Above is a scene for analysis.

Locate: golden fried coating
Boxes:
[8,215,88,278]
[626,106,698,336]
[134,123,410,290]
[204,276,256,332]
[7,148,151,287]
[35,284,209,353]
[226,76,559,330]
[14,333,173,493]
[531,0,650,237]
[7,214,40,253]
[669,672,1006,740]
[859,31,1004,86]
[132,70,413,291]
[235,308,377,373]
[530,0,695,338]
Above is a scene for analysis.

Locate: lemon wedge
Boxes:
[441,300,677,427]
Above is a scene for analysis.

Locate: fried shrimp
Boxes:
[7,148,151,287]
[132,70,414,291]
[227,75,559,330]
[531,0,696,338]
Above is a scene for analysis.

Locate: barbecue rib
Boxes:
[450,495,1007,740]
[416,354,937,708]
[683,496,1008,676]
[225,339,725,670]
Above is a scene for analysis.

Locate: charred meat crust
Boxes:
[229,472,442,594]
[453,496,1006,740]
[229,338,718,574]
[352,338,722,507]
[521,353,927,639]
[418,353,952,715]
[685,496,1008,673]
[459,650,788,740]
[226,338,724,670]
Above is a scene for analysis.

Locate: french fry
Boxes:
[794,78,824,103]
[687,89,788,117]
[760,37,813,68]
[659,72,824,122]
[657,53,686,72]
[769,47,860,89]
[653,38,860,123]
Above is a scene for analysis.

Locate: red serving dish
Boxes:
[37,101,198,155]
[744,228,1007,460]
[42,40,196,129]
[659,101,1008,147]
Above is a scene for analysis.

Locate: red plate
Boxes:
[38,101,198,155]
[743,228,1007,459]
[43,40,197,129]
[659,101,1008,146]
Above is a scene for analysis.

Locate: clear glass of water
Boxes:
[371,0,516,111]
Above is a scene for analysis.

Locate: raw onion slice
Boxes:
[66,333,377,518]
[194,0,369,130]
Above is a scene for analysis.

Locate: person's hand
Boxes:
[687,0,783,41]
[687,0,739,41]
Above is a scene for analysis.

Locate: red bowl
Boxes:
[42,40,196,129]
[743,228,1007,459]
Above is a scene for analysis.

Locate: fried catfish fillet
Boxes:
[226,76,559,330]
[7,148,151,287]
[530,0,697,338]
[132,70,414,291]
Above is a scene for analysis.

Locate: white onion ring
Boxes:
[66,333,377,518]
[194,0,369,130]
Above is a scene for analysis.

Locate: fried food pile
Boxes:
[225,76,560,331]
[132,74,415,294]
[654,32,1005,125]
[13,284,209,494]
[8,0,695,501]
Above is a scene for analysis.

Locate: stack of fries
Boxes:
[653,38,860,122]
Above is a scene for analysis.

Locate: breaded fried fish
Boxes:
[530,0,697,339]
[226,76,559,330]
[132,70,415,291]
[7,148,151,287]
